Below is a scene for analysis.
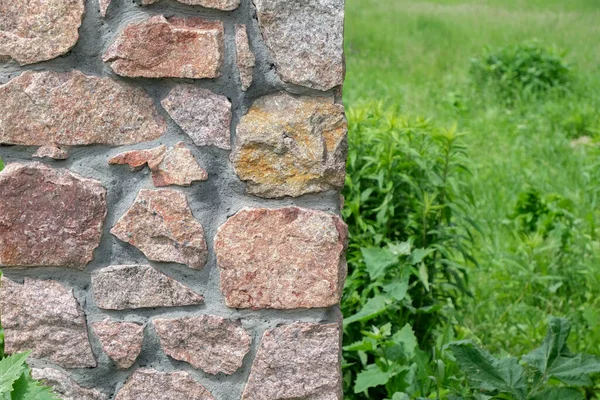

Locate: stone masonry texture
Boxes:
[0,0,346,397]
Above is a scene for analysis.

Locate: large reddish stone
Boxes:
[162,85,232,150]
[235,25,255,91]
[111,190,208,269]
[0,0,84,65]
[254,0,345,90]
[0,277,96,369]
[153,315,251,375]
[109,142,208,187]
[214,207,348,309]
[115,369,214,400]
[104,16,224,79]
[0,71,166,146]
[99,0,112,17]
[92,320,145,369]
[31,368,107,400]
[141,0,240,10]
[232,92,347,198]
[92,265,204,310]
[242,323,342,400]
[0,163,106,269]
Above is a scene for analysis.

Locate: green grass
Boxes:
[344,0,600,359]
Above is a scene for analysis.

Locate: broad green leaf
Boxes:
[344,295,390,326]
[383,272,409,301]
[408,248,435,265]
[389,393,410,400]
[449,341,527,400]
[0,353,30,395]
[522,317,571,376]
[388,242,411,256]
[0,158,4,172]
[343,338,376,352]
[546,353,600,386]
[354,364,393,393]
[392,324,418,359]
[21,380,59,400]
[417,263,430,292]
[361,247,398,280]
[529,387,584,400]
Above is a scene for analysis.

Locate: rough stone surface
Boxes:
[0,0,85,65]
[141,0,240,10]
[111,189,208,269]
[31,368,107,400]
[242,323,342,400]
[162,85,232,150]
[0,71,166,146]
[0,163,106,269]
[153,316,251,375]
[109,142,208,187]
[92,265,204,310]
[92,320,145,369]
[235,25,255,91]
[32,145,69,160]
[115,369,214,400]
[232,92,347,198]
[0,277,96,368]
[254,0,345,91]
[99,0,112,17]
[104,16,224,79]
[214,207,348,309]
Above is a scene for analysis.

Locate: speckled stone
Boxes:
[0,277,96,368]
[31,368,107,400]
[235,25,255,91]
[232,92,347,198]
[99,0,112,17]
[109,142,208,187]
[254,0,345,90]
[0,71,166,146]
[214,207,348,309]
[92,265,204,310]
[115,369,214,400]
[32,145,69,160]
[141,0,240,10]
[104,16,224,79]
[111,190,208,269]
[162,85,232,150]
[92,320,145,369]
[0,163,106,269]
[242,323,342,400]
[0,0,84,65]
[153,315,251,375]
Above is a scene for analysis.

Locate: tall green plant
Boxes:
[342,104,477,398]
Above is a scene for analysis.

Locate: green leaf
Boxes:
[21,380,59,400]
[523,317,600,386]
[389,393,410,400]
[343,338,376,352]
[383,272,409,301]
[354,364,393,393]
[408,248,435,265]
[417,263,430,292]
[344,295,390,326]
[529,387,584,400]
[0,353,30,395]
[449,341,527,400]
[388,242,411,256]
[392,324,418,360]
[361,247,398,280]
[0,158,4,172]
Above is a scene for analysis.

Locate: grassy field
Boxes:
[344,0,600,360]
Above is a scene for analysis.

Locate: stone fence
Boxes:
[0,0,347,398]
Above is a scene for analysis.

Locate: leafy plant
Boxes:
[470,42,571,102]
[0,158,4,172]
[0,352,57,400]
[342,104,477,398]
[450,318,600,399]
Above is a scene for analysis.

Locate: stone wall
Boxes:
[0,0,347,398]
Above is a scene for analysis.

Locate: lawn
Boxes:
[343,0,600,396]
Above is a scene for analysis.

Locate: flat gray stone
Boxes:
[0,277,96,368]
[0,0,85,65]
[153,315,251,375]
[0,163,106,269]
[214,207,348,309]
[115,369,214,400]
[254,0,345,90]
[92,265,204,310]
[242,322,343,400]
[31,368,107,400]
[162,85,232,150]
[111,189,208,269]
[92,320,145,369]
[141,0,240,10]
[0,71,166,146]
